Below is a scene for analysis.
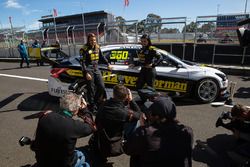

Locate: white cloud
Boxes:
[5,0,23,9]
[26,21,41,30]
[4,0,42,15]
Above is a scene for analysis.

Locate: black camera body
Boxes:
[19,136,32,146]
[237,18,250,47]
[219,111,232,120]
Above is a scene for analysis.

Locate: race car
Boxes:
[48,44,229,103]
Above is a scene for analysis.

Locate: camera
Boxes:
[19,136,32,146]
[219,111,232,120]
[237,18,250,47]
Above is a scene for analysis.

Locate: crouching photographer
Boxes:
[215,104,250,139]
[20,92,96,167]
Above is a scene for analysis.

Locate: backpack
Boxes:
[89,128,124,158]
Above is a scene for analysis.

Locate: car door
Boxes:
[100,47,140,89]
[155,53,191,94]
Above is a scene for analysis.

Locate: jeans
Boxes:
[74,150,90,167]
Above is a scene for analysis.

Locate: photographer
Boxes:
[124,97,193,167]
[88,84,141,167]
[30,92,95,167]
[216,104,250,137]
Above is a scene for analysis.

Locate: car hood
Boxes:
[184,63,226,76]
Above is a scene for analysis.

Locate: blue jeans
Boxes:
[74,150,90,167]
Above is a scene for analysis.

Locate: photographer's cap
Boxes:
[148,97,176,119]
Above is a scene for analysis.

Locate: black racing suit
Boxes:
[136,46,162,90]
[80,44,109,110]
[31,110,93,167]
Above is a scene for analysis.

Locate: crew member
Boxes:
[32,39,42,66]
[79,33,112,113]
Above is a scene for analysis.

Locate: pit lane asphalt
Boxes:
[0,62,249,167]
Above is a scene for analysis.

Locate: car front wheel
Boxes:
[195,79,219,103]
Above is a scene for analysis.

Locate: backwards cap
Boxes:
[149,97,176,119]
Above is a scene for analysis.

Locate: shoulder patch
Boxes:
[149,46,156,50]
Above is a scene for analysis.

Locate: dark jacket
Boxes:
[95,98,141,138]
[32,111,93,167]
[124,121,193,167]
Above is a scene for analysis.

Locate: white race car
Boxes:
[48,44,229,103]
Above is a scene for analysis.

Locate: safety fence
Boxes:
[1,14,249,65]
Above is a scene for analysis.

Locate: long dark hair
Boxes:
[141,34,152,46]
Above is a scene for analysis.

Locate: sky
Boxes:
[0,0,249,31]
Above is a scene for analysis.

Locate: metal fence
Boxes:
[1,15,249,66]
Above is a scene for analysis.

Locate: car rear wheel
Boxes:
[195,79,219,103]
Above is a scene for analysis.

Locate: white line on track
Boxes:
[0,73,48,82]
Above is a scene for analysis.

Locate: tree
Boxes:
[200,22,216,33]
[145,13,162,34]
[161,28,180,33]
[182,21,197,33]
[115,16,126,33]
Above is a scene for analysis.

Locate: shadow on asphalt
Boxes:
[17,92,59,112]
[0,93,23,110]
[241,76,250,82]
[0,66,23,71]
[234,87,250,98]
[193,134,237,167]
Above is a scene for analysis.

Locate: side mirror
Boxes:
[176,64,183,68]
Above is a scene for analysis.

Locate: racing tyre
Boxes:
[195,79,219,103]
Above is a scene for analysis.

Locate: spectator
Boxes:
[79,33,112,113]
[197,34,207,43]
[54,40,61,59]
[17,39,30,68]
[32,39,42,66]
[30,92,95,167]
[88,84,141,167]
[40,40,48,66]
[124,97,193,167]
[220,34,233,43]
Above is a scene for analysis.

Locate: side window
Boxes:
[158,55,177,67]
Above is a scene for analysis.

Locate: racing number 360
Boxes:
[110,51,129,60]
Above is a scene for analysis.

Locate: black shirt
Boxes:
[32,111,93,167]
[95,98,141,138]
[137,46,162,67]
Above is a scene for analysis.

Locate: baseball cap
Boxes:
[148,97,176,119]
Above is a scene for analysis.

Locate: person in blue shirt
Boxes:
[17,40,30,68]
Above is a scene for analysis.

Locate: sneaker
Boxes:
[215,118,223,127]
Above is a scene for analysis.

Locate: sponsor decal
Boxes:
[102,71,188,92]
[110,51,129,60]
[50,87,68,95]
[66,69,83,77]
